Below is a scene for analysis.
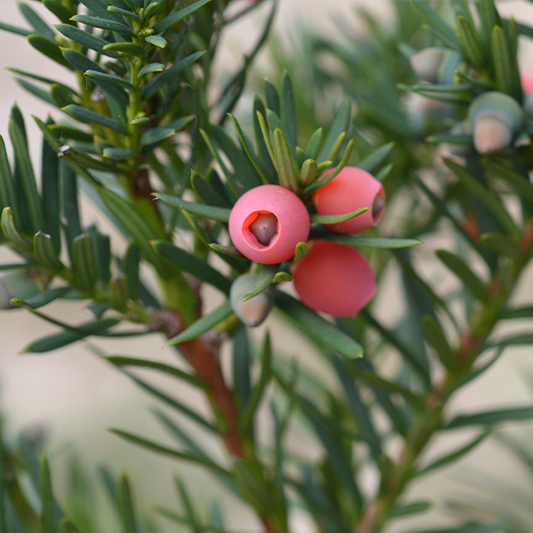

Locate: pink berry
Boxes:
[522,72,533,96]
[312,166,385,235]
[292,240,376,318]
[228,184,310,264]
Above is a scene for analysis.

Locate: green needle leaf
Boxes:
[227,114,272,186]
[145,34,167,48]
[311,207,368,225]
[117,476,139,533]
[303,139,354,195]
[483,160,533,204]
[357,142,395,173]
[502,305,533,319]
[280,71,298,156]
[27,34,71,68]
[412,0,463,52]
[388,501,432,518]
[16,78,55,106]
[305,128,323,160]
[0,20,32,37]
[109,430,231,476]
[360,308,431,387]
[153,192,231,222]
[72,234,98,292]
[57,25,119,58]
[324,234,422,249]
[107,6,140,22]
[421,315,456,371]
[40,455,60,533]
[138,62,165,76]
[34,232,63,272]
[241,266,277,302]
[436,249,488,302]
[360,371,424,410]
[85,70,134,89]
[211,123,265,190]
[47,124,92,144]
[299,158,318,187]
[273,271,291,283]
[294,241,309,262]
[272,128,299,192]
[78,0,124,21]
[152,0,213,33]
[41,130,60,253]
[0,136,18,220]
[16,286,72,309]
[59,145,119,172]
[275,292,363,358]
[70,14,135,36]
[35,117,101,186]
[103,42,143,55]
[317,98,351,163]
[255,110,275,167]
[457,15,485,68]
[417,431,490,476]
[1,207,32,251]
[153,241,231,294]
[166,301,234,346]
[140,127,176,147]
[443,158,519,238]
[142,51,206,99]
[9,117,44,233]
[239,332,272,437]
[491,332,533,347]
[174,478,202,533]
[105,356,208,390]
[491,25,513,95]
[446,406,533,429]
[102,148,136,160]
[326,132,346,162]
[62,105,128,134]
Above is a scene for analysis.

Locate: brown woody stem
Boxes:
[152,310,284,533]
[151,310,244,459]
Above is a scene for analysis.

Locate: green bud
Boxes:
[299,159,318,187]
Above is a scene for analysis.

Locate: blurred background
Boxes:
[2,1,533,531]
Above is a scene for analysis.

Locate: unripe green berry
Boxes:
[410,47,447,84]
[468,92,523,154]
[230,274,273,327]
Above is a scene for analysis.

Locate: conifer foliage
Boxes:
[2,1,533,532]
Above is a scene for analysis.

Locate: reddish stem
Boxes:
[151,310,244,459]
[130,165,158,206]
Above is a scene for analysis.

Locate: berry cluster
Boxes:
[228,167,385,323]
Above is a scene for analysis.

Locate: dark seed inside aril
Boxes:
[372,194,385,220]
[249,213,278,246]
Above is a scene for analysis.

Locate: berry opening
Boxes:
[372,188,386,223]
[244,211,279,249]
